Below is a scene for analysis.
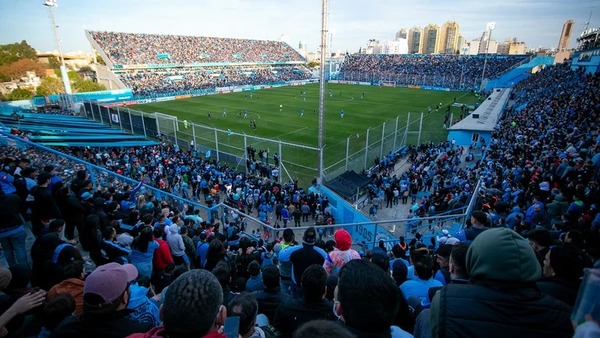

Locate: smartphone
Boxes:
[223,316,240,338]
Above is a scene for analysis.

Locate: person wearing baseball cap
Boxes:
[51,263,152,338]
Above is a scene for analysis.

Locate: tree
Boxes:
[95,54,106,65]
[72,79,106,93]
[0,41,37,66]
[68,70,82,82]
[47,56,61,72]
[78,65,93,72]
[3,88,34,101]
[307,61,320,69]
[36,76,64,96]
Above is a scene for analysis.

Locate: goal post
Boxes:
[379,80,396,87]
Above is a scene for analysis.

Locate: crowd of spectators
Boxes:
[0,61,599,337]
[364,140,477,226]
[119,66,312,96]
[338,54,528,90]
[90,31,306,66]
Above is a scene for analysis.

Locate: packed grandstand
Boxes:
[88,31,314,96]
[0,27,599,338]
[338,54,529,90]
[87,31,534,96]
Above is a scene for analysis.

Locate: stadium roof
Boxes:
[449,88,511,132]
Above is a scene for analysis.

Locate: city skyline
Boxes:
[0,0,598,54]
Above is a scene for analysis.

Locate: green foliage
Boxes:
[95,54,106,65]
[36,76,64,96]
[3,88,34,101]
[72,79,106,93]
[0,40,37,66]
[48,56,61,72]
[68,71,82,81]
[307,61,320,68]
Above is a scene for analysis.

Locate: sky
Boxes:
[0,0,599,54]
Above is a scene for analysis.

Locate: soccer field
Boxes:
[132,83,481,184]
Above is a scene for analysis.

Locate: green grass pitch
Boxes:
[132,83,481,183]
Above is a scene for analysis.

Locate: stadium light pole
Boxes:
[44,0,73,100]
[317,0,328,185]
[480,22,495,91]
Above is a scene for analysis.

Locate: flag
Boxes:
[205,150,211,158]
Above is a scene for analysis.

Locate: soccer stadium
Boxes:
[0,1,599,337]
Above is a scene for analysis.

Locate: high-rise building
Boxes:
[438,21,460,54]
[422,24,440,54]
[407,26,423,54]
[457,36,466,54]
[395,28,408,40]
[365,39,382,54]
[467,39,481,55]
[558,19,574,51]
[478,30,498,54]
[497,38,527,55]
[381,39,408,54]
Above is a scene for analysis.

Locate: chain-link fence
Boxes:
[83,102,321,186]
[322,113,424,179]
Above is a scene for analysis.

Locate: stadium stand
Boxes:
[87,31,314,96]
[338,54,529,90]
[1,52,600,337]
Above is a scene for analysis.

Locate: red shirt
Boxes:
[153,239,174,271]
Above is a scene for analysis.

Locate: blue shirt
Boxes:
[246,273,265,292]
[400,278,443,307]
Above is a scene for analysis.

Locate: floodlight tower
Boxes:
[480,22,496,90]
[317,0,328,185]
[44,0,73,99]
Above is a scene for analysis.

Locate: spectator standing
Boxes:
[0,188,28,268]
[252,265,290,323]
[279,227,327,298]
[323,229,360,274]
[129,227,159,280]
[429,228,573,338]
[334,259,413,338]
[273,265,335,337]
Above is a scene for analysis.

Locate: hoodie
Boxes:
[546,195,569,219]
[127,284,160,327]
[466,227,541,283]
[430,228,573,338]
[48,278,85,316]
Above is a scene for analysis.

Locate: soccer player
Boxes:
[300,109,305,117]
[244,110,248,118]
[279,104,283,112]
[222,109,227,117]
[340,109,344,118]
[207,111,212,119]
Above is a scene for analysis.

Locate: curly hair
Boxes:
[163,269,223,337]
